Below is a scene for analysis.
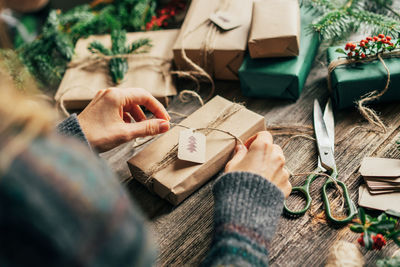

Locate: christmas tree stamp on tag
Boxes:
[178,129,206,164]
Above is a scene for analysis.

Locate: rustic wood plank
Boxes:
[101,46,400,266]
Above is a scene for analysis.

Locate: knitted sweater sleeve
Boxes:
[57,114,90,147]
[202,171,285,267]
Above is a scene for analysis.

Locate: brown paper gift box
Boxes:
[128,95,265,205]
[172,0,253,81]
[55,29,179,110]
[248,0,300,59]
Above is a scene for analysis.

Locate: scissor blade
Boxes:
[314,99,335,171]
[323,99,335,152]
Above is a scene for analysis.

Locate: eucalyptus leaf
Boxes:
[335,48,347,55]
[363,230,372,250]
[359,207,366,225]
[350,224,364,233]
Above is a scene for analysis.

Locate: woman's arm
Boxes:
[203,132,291,266]
[0,134,156,267]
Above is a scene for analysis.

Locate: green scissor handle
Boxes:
[283,173,317,216]
[322,178,358,224]
[284,171,357,224]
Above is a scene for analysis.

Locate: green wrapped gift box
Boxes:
[238,8,319,100]
[327,47,400,109]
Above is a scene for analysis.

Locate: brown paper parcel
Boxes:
[248,0,300,59]
[55,29,179,110]
[172,0,253,80]
[128,95,265,205]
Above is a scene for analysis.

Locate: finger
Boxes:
[125,104,147,122]
[125,119,170,138]
[119,88,170,120]
[248,131,274,151]
[225,144,247,172]
[123,112,132,123]
[245,131,273,149]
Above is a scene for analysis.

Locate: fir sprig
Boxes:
[304,0,400,40]
[17,0,157,89]
[88,29,152,84]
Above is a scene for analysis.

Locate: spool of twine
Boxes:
[325,241,364,267]
[327,51,400,133]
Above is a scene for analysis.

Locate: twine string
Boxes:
[177,0,232,103]
[142,103,243,187]
[281,133,345,211]
[327,51,400,133]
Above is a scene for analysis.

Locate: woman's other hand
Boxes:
[78,87,170,153]
[225,131,291,197]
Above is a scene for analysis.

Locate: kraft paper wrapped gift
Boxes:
[327,46,400,109]
[128,96,265,205]
[55,29,178,110]
[248,0,300,58]
[173,0,253,80]
[238,8,319,100]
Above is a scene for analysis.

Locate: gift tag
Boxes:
[359,157,400,177]
[178,129,206,164]
[209,11,241,31]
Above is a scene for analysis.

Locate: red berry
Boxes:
[366,36,373,41]
[362,39,368,43]
[386,36,392,41]
[373,36,379,41]
[360,41,365,47]
[371,234,387,250]
[378,34,385,38]
[358,233,365,247]
[389,42,394,46]
[347,52,353,57]
[361,53,366,58]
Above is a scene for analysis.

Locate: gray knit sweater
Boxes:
[1,114,284,266]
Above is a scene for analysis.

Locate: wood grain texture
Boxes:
[101,46,400,266]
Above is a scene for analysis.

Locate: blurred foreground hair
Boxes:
[0,60,54,173]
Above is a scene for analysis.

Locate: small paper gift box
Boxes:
[55,29,178,110]
[172,0,253,81]
[327,47,400,109]
[127,95,265,205]
[238,8,319,100]
[248,0,300,59]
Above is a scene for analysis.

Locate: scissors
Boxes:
[283,99,357,224]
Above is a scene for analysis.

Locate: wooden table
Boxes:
[101,47,400,266]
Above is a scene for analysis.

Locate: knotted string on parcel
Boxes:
[57,53,207,116]
[177,0,232,102]
[142,103,243,188]
[327,51,400,133]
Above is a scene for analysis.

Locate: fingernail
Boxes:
[167,114,171,120]
[159,121,170,133]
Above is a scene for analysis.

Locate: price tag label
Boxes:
[209,11,241,31]
[178,129,206,164]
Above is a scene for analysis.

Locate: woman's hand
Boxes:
[225,131,291,197]
[77,87,170,153]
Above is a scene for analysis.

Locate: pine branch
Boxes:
[88,29,152,84]
[16,0,157,89]
[310,10,352,40]
[303,0,337,14]
[128,38,152,53]
[88,41,112,55]
[308,0,400,40]
[351,9,400,37]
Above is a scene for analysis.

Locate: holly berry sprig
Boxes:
[350,208,400,250]
[146,0,187,30]
[336,34,400,60]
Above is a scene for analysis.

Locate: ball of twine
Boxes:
[325,241,364,267]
